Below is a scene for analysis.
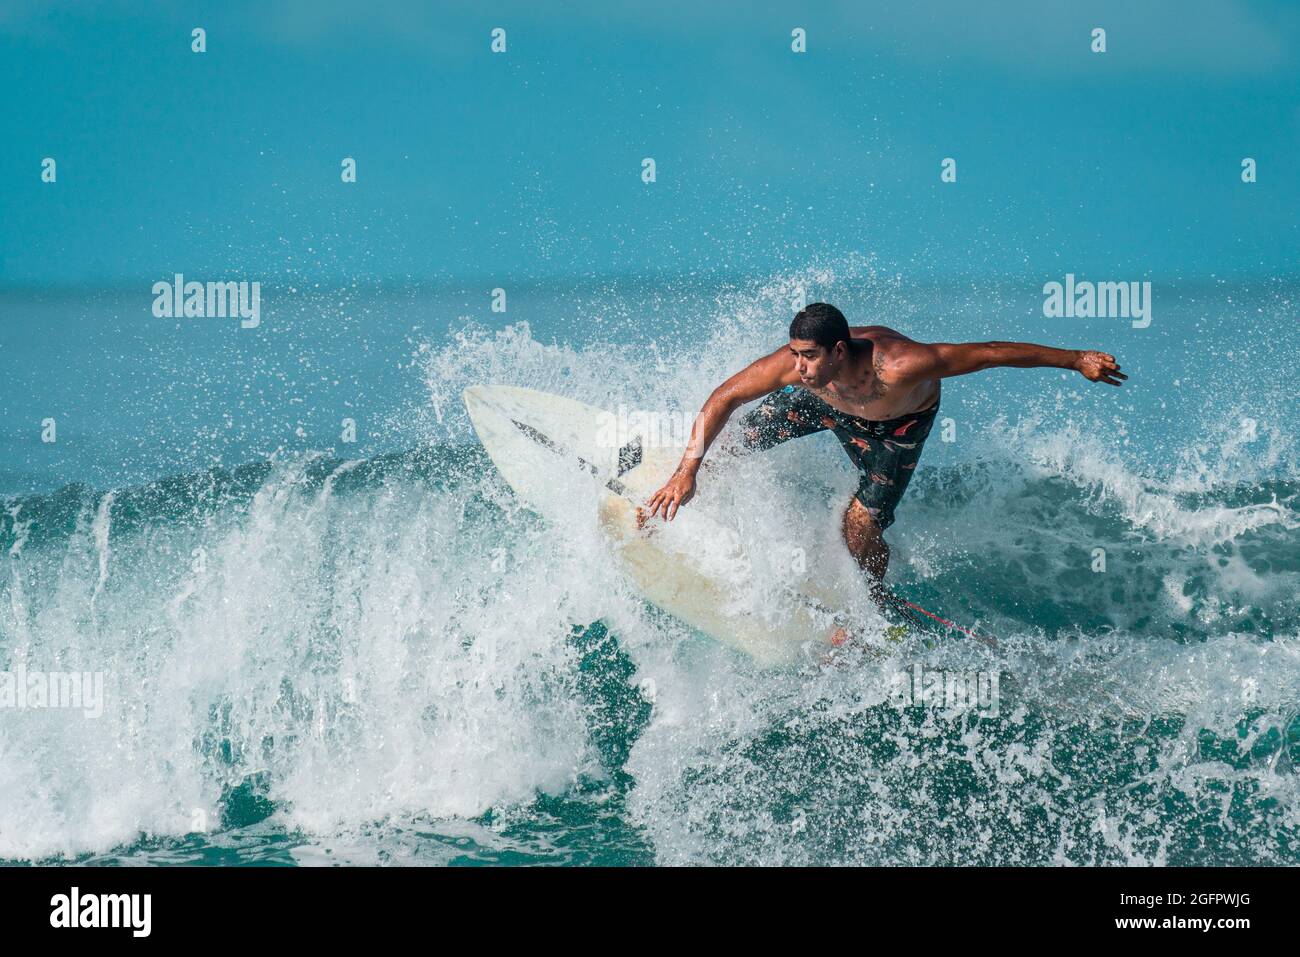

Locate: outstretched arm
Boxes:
[899,341,1127,385]
[644,346,794,521]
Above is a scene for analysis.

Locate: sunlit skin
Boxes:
[639,325,1126,638]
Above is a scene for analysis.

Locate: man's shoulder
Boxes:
[868,334,937,380]
[849,325,925,350]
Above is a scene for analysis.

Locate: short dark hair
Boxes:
[789,303,849,350]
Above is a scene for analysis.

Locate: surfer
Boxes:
[644,302,1126,607]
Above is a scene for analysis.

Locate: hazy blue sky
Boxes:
[3,0,1297,284]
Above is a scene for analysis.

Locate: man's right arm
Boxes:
[682,346,794,466]
[644,346,793,521]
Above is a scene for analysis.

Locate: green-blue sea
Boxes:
[2,271,1297,865]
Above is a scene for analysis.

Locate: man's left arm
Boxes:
[900,341,1127,386]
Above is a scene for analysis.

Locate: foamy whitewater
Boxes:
[1,264,1297,864]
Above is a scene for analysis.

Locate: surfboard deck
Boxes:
[463,385,857,665]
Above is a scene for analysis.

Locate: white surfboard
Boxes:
[463,385,856,665]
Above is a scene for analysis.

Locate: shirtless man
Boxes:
[645,302,1126,600]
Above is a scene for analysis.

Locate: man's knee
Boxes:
[842,498,887,558]
[843,497,883,535]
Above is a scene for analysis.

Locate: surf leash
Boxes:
[878,588,998,649]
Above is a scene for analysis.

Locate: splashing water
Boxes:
[2,264,1297,864]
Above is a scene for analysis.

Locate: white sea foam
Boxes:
[1,265,1295,864]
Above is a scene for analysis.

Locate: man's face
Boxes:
[789,338,841,387]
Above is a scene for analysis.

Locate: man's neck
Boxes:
[828,340,874,394]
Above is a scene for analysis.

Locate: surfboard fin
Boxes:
[617,436,643,477]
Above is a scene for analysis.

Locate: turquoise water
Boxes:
[2,266,1297,865]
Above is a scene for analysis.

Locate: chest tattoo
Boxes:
[866,354,889,399]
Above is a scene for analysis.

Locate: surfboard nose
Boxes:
[462,386,492,424]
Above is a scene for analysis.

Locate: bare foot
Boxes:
[818,622,903,668]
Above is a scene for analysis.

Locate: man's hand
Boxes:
[1073,351,1127,386]
[643,468,696,523]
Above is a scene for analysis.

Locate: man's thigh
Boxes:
[738,386,834,451]
[841,412,937,530]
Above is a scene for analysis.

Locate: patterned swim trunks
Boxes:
[738,385,940,530]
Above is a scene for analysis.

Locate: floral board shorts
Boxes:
[738,385,940,530]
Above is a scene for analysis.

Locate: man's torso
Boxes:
[781,326,940,421]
